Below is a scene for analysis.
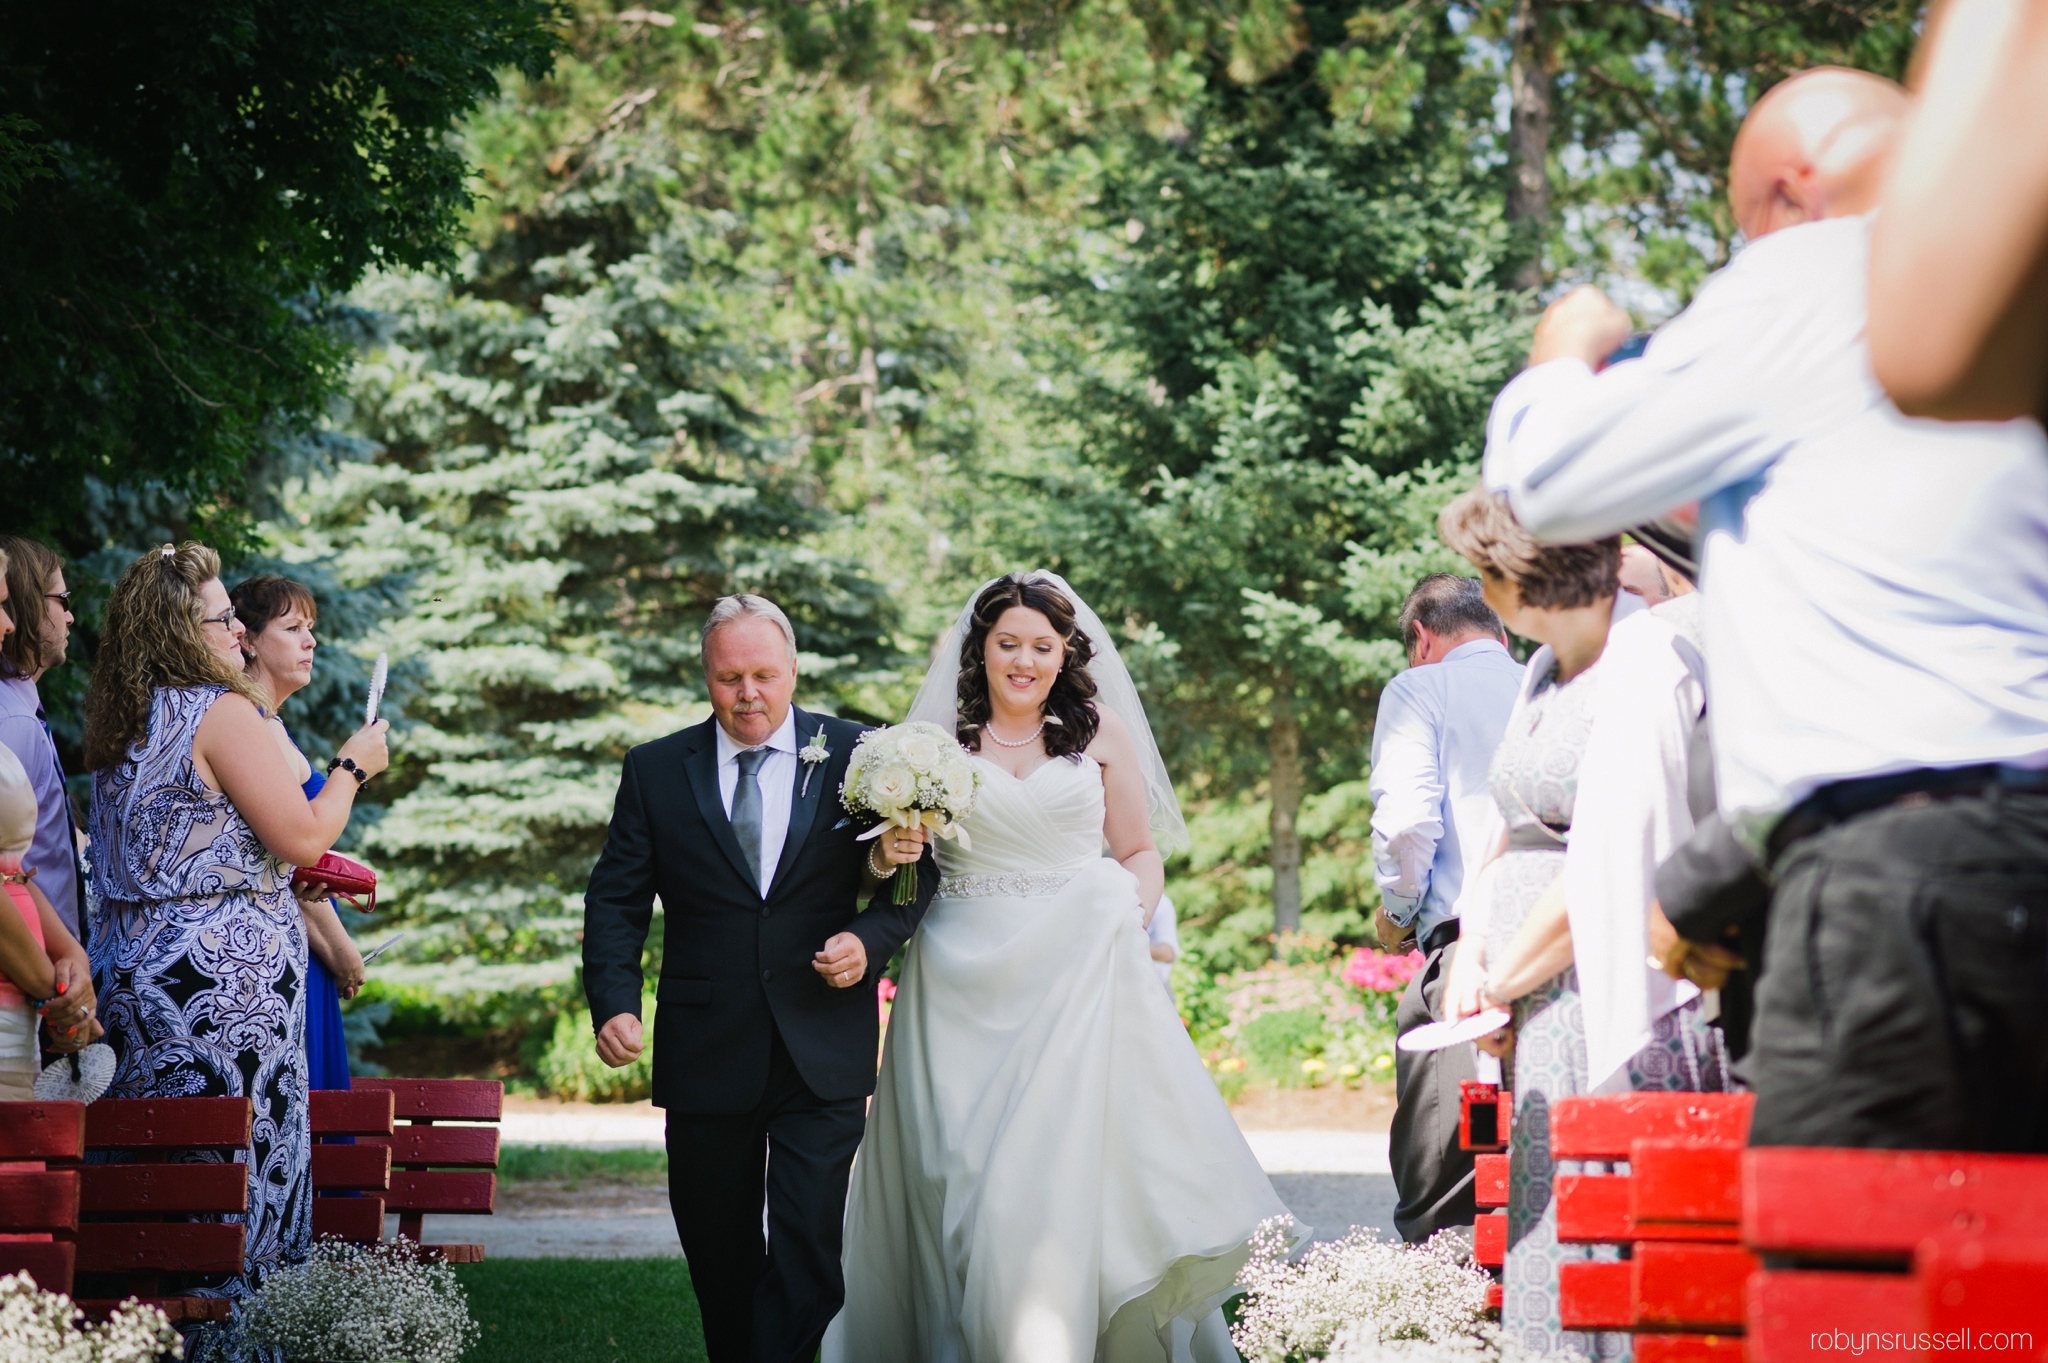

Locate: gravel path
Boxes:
[404,1128,1400,1258]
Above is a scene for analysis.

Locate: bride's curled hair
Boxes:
[956,574,1100,759]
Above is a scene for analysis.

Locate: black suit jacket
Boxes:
[582,708,937,1113]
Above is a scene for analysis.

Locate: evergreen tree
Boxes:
[1026,0,1527,942]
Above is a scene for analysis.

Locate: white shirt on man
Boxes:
[1369,638,1525,943]
[714,707,799,897]
[1484,214,2048,847]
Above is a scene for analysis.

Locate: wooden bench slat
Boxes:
[311,1144,392,1192]
[1474,1153,1509,1209]
[385,1170,495,1215]
[75,1222,245,1275]
[1916,1235,2048,1344]
[1551,1094,1753,1161]
[77,1297,235,1324]
[1472,1210,1506,1267]
[352,1079,503,1122]
[311,1195,386,1243]
[1744,1148,2048,1257]
[1556,1173,1633,1244]
[1559,1260,1633,1329]
[84,1098,252,1151]
[1631,1141,1740,1227]
[0,1241,75,1291]
[0,1170,79,1232]
[1631,1241,1753,1331]
[1746,1270,1917,1363]
[362,1125,500,1168]
[0,1102,86,1161]
[424,1243,486,1264]
[309,1089,395,1137]
[79,1163,247,1215]
[1634,1334,1745,1363]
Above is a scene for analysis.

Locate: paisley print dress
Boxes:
[89,686,310,1349]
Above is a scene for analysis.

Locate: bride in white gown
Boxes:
[824,571,1292,1363]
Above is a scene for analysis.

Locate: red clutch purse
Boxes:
[292,852,376,912]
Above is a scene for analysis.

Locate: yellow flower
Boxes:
[1338,1063,1361,1078]
[1373,1053,1394,1070]
[1300,1058,1326,1075]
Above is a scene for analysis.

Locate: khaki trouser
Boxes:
[0,1001,38,1100]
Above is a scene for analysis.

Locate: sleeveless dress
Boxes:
[825,753,1289,1363]
[1486,656,1726,1359]
[289,733,350,1091]
[89,686,312,1350]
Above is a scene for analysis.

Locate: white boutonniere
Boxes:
[799,731,831,797]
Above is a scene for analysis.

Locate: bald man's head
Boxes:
[1729,67,1909,241]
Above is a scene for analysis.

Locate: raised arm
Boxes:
[1090,705,1165,923]
[194,692,388,866]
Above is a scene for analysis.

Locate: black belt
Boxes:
[1766,763,2048,863]
[1506,822,1570,852]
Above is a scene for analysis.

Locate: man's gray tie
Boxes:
[732,747,770,893]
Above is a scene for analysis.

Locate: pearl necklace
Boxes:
[983,718,1047,748]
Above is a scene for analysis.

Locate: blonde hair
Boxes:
[84,542,267,771]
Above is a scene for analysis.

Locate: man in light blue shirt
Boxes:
[0,535,84,942]
[1370,573,1522,1241]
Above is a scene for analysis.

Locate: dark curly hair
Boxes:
[956,574,1100,758]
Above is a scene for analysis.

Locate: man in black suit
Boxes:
[583,594,936,1363]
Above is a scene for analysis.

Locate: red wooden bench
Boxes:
[0,1100,87,1295]
[1744,1147,2048,1363]
[1552,1092,1755,1362]
[1461,1081,1511,1312]
[73,1097,254,1323]
[308,1088,395,1246]
[352,1078,501,1263]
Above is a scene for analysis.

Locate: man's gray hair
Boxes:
[701,594,798,670]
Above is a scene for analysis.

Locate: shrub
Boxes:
[537,996,655,1102]
[239,1239,478,1363]
[1232,1219,1494,1362]
[0,1271,181,1363]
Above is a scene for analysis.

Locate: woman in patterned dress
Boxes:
[1434,492,1727,1356]
[83,543,388,1357]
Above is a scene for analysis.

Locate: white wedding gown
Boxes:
[823,753,1292,1363]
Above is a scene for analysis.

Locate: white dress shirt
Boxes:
[714,708,799,897]
[1484,214,2048,846]
[1369,638,1525,942]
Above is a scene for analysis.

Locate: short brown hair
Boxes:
[229,575,319,659]
[1437,487,1620,611]
[0,536,63,680]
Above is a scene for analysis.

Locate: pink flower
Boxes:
[878,977,898,1002]
[1342,947,1424,993]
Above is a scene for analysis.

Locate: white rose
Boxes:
[943,767,977,807]
[899,730,942,773]
[869,765,916,811]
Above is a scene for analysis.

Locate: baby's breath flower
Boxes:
[1231,1219,1495,1363]
[0,1271,181,1363]
[238,1239,478,1363]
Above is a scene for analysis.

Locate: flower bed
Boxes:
[1183,934,1422,1098]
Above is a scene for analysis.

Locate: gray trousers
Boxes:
[1749,789,2048,1151]
[1390,920,1477,1242]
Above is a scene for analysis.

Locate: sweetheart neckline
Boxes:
[970,752,1100,785]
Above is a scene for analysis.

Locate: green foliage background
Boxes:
[9,0,1922,1077]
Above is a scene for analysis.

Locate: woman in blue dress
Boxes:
[231,576,365,1089]
[86,544,388,1358]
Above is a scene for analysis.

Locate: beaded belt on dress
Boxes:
[935,869,1079,900]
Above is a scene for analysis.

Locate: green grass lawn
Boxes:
[495,1143,668,1185]
[457,1258,707,1363]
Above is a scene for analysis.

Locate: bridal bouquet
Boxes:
[841,721,981,903]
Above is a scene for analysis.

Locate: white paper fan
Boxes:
[36,1043,116,1103]
[364,652,389,726]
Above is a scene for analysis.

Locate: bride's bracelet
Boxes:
[868,841,892,878]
